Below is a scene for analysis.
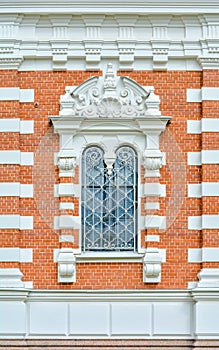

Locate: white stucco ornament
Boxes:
[59,63,161,118]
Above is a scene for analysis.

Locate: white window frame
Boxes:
[50,63,171,262]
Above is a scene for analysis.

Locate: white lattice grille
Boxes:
[82,146,137,251]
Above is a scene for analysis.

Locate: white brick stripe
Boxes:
[0,183,33,198]
[188,151,219,165]
[0,248,32,262]
[188,182,219,198]
[54,184,80,197]
[189,248,219,263]
[145,202,160,210]
[60,202,74,210]
[0,119,34,134]
[145,215,166,230]
[143,183,166,197]
[54,215,80,230]
[0,215,33,230]
[188,215,219,230]
[187,88,219,102]
[187,119,219,134]
[0,151,34,165]
[0,88,34,102]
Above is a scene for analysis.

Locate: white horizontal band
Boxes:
[188,151,219,165]
[0,183,33,198]
[60,202,74,210]
[188,215,219,230]
[143,183,166,197]
[54,215,80,229]
[145,202,160,210]
[0,88,34,102]
[0,248,32,262]
[0,215,33,230]
[54,184,80,197]
[189,248,219,263]
[145,235,160,242]
[0,119,34,134]
[0,151,34,165]
[188,183,219,198]
[187,119,219,134]
[187,88,219,102]
[145,215,166,230]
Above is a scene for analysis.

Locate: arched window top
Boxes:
[82,145,138,252]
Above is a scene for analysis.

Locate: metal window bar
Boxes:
[82,146,137,251]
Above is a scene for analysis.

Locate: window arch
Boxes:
[81,145,138,252]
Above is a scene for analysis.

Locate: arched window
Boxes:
[81,145,138,252]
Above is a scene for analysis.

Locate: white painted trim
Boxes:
[145,235,160,242]
[188,183,219,198]
[188,216,202,230]
[54,184,80,197]
[0,88,34,102]
[60,202,74,210]
[201,151,219,164]
[187,152,201,166]
[0,248,32,262]
[187,119,219,134]
[0,268,24,288]
[0,183,33,198]
[0,119,34,134]
[0,215,33,230]
[54,215,80,230]
[189,248,219,263]
[0,151,34,165]
[145,202,160,210]
[187,88,219,102]
[188,151,219,165]
[202,119,219,133]
[145,215,166,230]
[187,120,201,134]
[202,87,219,101]
[143,183,166,197]
[187,89,202,103]
[188,215,219,230]
[59,235,74,243]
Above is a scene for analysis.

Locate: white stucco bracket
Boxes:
[57,248,76,283]
[143,248,162,283]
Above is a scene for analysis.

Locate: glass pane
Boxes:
[82,145,137,251]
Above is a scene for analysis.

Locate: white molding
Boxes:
[188,182,219,198]
[0,215,33,230]
[189,248,219,263]
[59,235,74,243]
[0,268,25,288]
[0,14,217,71]
[188,215,219,230]
[187,120,201,134]
[188,151,219,165]
[0,183,33,198]
[0,248,32,262]
[0,119,34,134]
[0,88,34,102]
[0,151,34,165]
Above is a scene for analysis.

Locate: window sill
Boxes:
[75,251,144,263]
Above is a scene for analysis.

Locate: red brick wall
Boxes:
[1,69,216,289]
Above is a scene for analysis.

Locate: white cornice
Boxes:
[1,1,219,14]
